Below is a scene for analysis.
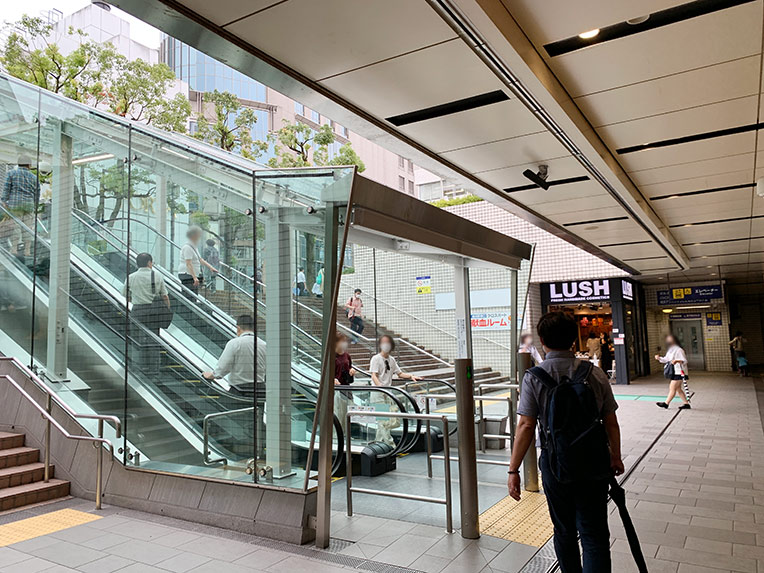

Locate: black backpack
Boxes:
[529,362,611,484]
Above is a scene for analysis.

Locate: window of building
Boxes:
[337,123,348,138]
[398,176,406,192]
[311,109,320,123]
[408,180,415,195]
[408,159,414,173]
[398,155,405,169]
[294,101,305,115]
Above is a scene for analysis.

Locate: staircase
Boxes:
[0,432,69,511]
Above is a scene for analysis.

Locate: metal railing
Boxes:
[202,406,254,466]
[421,392,515,474]
[476,382,519,453]
[0,357,121,510]
[345,410,453,533]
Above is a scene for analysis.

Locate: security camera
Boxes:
[757,178,764,198]
[522,164,550,190]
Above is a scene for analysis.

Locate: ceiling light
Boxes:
[578,29,600,39]
[680,305,710,310]
[626,15,650,25]
[584,225,599,231]
[160,145,193,161]
[662,308,673,314]
[71,153,114,165]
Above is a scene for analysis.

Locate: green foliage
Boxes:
[430,194,483,208]
[189,211,210,229]
[193,90,266,159]
[0,16,118,101]
[0,15,190,133]
[267,120,365,172]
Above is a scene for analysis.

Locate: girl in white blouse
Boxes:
[655,334,691,410]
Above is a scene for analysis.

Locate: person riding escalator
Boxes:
[203,314,265,396]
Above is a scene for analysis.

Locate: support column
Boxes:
[316,203,340,549]
[511,269,519,383]
[454,262,479,539]
[154,175,167,268]
[46,126,73,379]
[264,207,293,478]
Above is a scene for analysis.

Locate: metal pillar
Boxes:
[315,203,340,548]
[154,175,167,268]
[517,352,539,492]
[454,262,479,539]
[264,207,294,479]
[510,269,519,383]
[46,127,73,378]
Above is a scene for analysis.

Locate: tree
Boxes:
[193,90,266,159]
[267,120,366,172]
[108,56,191,131]
[0,15,117,102]
[267,120,366,286]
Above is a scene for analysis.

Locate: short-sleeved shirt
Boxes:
[2,167,39,210]
[517,350,618,442]
[370,353,401,386]
[213,332,264,390]
[124,268,168,305]
[335,352,353,384]
[178,243,201,276]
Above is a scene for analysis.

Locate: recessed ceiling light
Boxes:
[578,29,600,39]
[626,15,650,25]
[662,308,673,314]
[584,225,600,231]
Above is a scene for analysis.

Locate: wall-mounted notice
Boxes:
[415,276,432,294]
[706,312,722,326]
[470,312,511,331]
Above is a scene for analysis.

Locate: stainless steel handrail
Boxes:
[0,357,121,510]
[345,410,453,533]
[202,406,254,465]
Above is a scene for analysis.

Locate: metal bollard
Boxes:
[517,353,539,492]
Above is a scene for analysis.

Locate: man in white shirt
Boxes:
[203,315,265,395]
[178,226,218,300]
[124,253,170,372]
[295,267,307,296]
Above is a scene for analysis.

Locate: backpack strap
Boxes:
[528,366,558,389]
[572,360,593,383]
[150,271,156,295]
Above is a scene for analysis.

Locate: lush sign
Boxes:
[547,279,610,303]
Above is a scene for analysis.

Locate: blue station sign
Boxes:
[657,285,722,306]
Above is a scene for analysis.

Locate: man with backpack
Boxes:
[508,311,624,573]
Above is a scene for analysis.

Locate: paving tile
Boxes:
[232,549,289,570]
[176,535,259,562]
[106,539,182,565]
[77,554,134,573]
[0,556,57,573]
[683,536,732,556]
[409,553,452,573]
[371,533,440,567]
[488,542,538,573]
[265,556,346,573]
[28,540,103,568]
[656,545,757,572]
[156,551,212,573]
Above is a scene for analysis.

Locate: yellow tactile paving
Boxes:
[0,508,102,547]
[479,490,554,547]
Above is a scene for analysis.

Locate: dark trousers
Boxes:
[349,316,364,336]
[540,451,611,573]
[178,273,200,301]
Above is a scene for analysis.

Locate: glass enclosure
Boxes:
[0,72,354,488]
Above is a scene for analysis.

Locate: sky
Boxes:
[1,0,162,48]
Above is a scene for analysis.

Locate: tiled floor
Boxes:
[0,371,759,573]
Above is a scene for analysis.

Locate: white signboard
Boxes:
[415,276,432,294]
[470,312,511,331]
[348,405,376,424]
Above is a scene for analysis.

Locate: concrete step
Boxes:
[0,462,53,489]
[0,479,70,511]
[0,447,40,470]
[0,432,25,450]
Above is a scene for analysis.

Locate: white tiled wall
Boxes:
[644,284,732,373]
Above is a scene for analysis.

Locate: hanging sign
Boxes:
[657,285,722,305]
[621,280,634,301]
[706,312,722,326]
[470,312,511,331]
[415,276,432,294]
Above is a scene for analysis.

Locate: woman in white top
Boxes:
[178,226,218,299]
[655,334,691,410]
[369,335,419,446]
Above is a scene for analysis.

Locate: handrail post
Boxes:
[425,395,433,478]
[44,394,51,483]
[441,416,452,534]
[96,418,103,510]
[345,412,353,516]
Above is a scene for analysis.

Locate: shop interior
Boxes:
[548,303,615,373]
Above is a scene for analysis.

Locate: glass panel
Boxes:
[0,76,39,365]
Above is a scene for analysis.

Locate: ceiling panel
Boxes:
[619,132,756,173]
[504,0,688,46]
[224,0,456,81]
[672,220,755,244]
[528,191,619,216]
[545,2,762,97]
[178,0,281,27]
[575,56,761,127]
[596,96,759,150]
[684,239,759,257]
[398,99,545,154]
[552,207,628,226]
[441,131,569,174]
[639,169,754,198]
[320,39,503,119]
[653,193,754,225]
[629,153,755,187]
